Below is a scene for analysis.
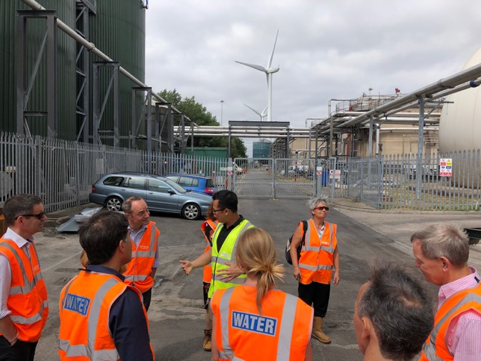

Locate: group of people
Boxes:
[0,192,480,360]
[0,194,158,360]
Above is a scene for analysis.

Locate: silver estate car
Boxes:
[88,172,213,220]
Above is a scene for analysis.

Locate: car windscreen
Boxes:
[206,179,215,187]
[163,177,187,193]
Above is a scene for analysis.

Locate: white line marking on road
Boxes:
[43,251,82,272]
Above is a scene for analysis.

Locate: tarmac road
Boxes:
[31,198,481,360]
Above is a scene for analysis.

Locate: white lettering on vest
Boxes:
[64,293,91,316]
[231,311,277,336]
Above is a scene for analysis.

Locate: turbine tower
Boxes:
[243,103,268,121]
[236,30,280,122]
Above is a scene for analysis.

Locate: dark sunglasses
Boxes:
[15,211,46,220]
[314,206,329,211]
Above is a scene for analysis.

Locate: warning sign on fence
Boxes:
[329,170,341,179]
[439,158,452,177]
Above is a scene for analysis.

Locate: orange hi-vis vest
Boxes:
[212,285,313,361]
[0,238,49,342]
[124,222,159,293]
[419,283,481,361]
[201,219,217,283]
[58,271,153,360]
[298,220,337,285]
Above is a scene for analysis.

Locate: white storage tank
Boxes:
[439,48,481,153]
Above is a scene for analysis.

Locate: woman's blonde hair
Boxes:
[236,227,284,314]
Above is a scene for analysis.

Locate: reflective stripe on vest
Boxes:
[1,242,45,295]
[422,289,481,361]
[217,288,302,361]
[298,221,334,272]
[209,220,253,298]
[218,288,235,360]
[59,276,124,360]
[0,240,49,338]
[124,223,158,284]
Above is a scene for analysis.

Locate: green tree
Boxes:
[158,89,247,158]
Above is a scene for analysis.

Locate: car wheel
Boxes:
[105,196,122,211]
[182,203,201,220]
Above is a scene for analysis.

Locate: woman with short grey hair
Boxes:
[290,197,340,344]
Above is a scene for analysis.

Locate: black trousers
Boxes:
[0,336,38,361]
[298,281,331,318]
[142,288,152,312]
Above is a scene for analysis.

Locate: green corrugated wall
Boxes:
[0,0,76,139]
[1,0,146,144]
[89,0,146,147]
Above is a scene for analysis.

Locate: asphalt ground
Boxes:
[29,198,481,361]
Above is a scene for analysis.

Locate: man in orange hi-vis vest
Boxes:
[58,210,154,360]
[0,194,49,361]
[122,196,160,312]
[354,262,433,361]
[411,224,481,361]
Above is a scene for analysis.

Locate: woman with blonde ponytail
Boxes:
[211,228,313,361]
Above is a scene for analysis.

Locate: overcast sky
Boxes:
[145,0,481,156]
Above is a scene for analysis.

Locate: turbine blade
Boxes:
[235,60,267,73]
[262,106,268,116]
[243,103,261,116]
[267,29,279,68]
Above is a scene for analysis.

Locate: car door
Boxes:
[178,176,197,192]
[145,178,179,213]
[120,176,147,200]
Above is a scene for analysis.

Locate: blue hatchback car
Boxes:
[166,174,217,196]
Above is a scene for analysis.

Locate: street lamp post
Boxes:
[220,100,224,125]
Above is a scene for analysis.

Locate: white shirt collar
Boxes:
[2,228,32,248]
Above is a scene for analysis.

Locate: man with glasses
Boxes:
[121,196,160,312]
[180,190,254,351]
[0,194,49,361]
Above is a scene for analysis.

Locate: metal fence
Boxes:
[2,130,481,212]
[0,132,228,212]
[319,151,481,211]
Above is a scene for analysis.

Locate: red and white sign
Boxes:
[227,171,233,176]
[439,158,452,177]
[329,170,341,179]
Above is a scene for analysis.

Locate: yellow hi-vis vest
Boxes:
[208,219,254,298]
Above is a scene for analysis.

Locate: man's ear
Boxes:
[118,239,126,254]
[439,256,450,271]
[361,316,373,340]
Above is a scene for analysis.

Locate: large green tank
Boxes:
[89,0,146,147]
[0,0,76,139]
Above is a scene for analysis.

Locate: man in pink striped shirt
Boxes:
[411,224,481,361]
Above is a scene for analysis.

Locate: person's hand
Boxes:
[179,260,193,275]
[293,266,301,281]
[333,271,340,286]
[217,262,243,282]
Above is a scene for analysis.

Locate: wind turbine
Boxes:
[243,103,268,121]
[236,30,280,122]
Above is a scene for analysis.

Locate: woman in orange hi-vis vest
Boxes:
[290,198,340,345]
[211,227,313,361]
[200,206,217,351]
